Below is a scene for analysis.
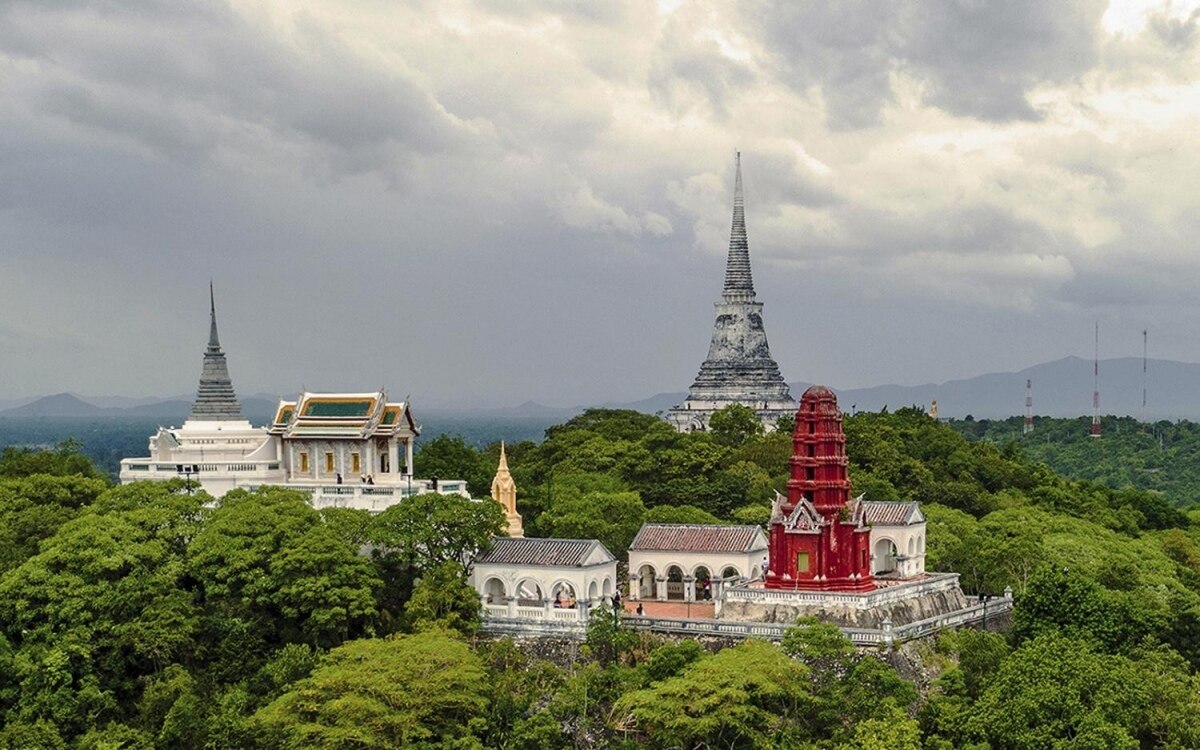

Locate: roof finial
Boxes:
[498,440,509,471]
[208,281,221,351]
[722,151,755,300]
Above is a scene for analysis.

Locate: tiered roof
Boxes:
[189,284,244,421]
[268,390,417,438]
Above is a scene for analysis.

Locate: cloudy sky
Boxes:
[2,0,1199,407]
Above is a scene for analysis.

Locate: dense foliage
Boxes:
[952,414,1200,508]
[2,404,1199,748]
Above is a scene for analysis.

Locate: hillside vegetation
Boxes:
[952,414,1200,508]
[0,409,1197,748]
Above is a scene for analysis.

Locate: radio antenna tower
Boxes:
[1142,329,1148,425]
[1090,322,1101,438]
[1024,379,1034,435]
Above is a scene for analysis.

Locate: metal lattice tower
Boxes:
[1090,322,1101,438]
[1024,379,1033,435]
[1142,329,1148,425]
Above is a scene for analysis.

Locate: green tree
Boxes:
[0,440,103,478]
[319,507,374,547]
[188,488,380,646]
[967,633,1144,749]
[614,639,813,749]
[414,434,492,497]
[583,604,636,667]
[0,475,109,575]
[0,501,202,690]
[845,702,920,750]
[255,631,488,749]
[708,403,764,447]
[537,490,646,556]
[644,504,722,525]
[403,562,481,636]
[370,491,505,573]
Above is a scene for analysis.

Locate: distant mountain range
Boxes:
[2,356,1198,422]
[0,393,281,423]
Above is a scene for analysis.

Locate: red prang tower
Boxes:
[765,385,874,591]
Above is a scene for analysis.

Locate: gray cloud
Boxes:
[2,0,1199,407]
[749,0,1106,126]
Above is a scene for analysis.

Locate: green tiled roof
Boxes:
[303,400,373,418]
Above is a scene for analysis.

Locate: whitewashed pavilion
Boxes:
[119,287,468,508]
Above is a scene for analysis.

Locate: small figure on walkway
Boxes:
[336,473,342,485]
[636,602,645,616]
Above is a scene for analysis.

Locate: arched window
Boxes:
[515,580,543,607]
[638,564,657,599]
[483,577,506,604]
[666,565,685,601]
[874,539,898,574]
[694,566,712,600]
[552,582,577,608]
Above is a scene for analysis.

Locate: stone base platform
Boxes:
[717,572,970,629]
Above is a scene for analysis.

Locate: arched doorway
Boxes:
[638,564,657,599]
[694,566,713,601]
[722,565,741,580]
[483,577,506,605]
[874,539,897,575]
[602,577,613,598]
[587,580,599,602]
[666,565,685,601]
[515,580,543,607]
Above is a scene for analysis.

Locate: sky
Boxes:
[2,0,1200,408]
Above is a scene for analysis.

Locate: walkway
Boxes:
[623,600,714,619]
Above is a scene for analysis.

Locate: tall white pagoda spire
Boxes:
[666,154,796,433]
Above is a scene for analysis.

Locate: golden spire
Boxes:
[491,441,523,537]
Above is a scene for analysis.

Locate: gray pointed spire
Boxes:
[722,152,755,301]
[666,152,795,434]
[190,284,244,421]
[208,281,220,350]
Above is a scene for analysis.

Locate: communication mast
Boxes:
[1024,379,1033,435]
[1090,322,1101,438]
[1142,329,1148,425]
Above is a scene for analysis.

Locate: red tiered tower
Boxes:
[765,386,874,591]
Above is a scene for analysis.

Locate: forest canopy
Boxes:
[0,407,1198,749]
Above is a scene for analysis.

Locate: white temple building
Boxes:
[473,537,618,635]
[627,523,768,602]
[863,500,926,578]
[119,287,468,508]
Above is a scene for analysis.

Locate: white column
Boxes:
[628,574,640,601]
[655,576,667,601]
[405,439,414,478]
[684,576,696,602]
[389,440,399,478]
